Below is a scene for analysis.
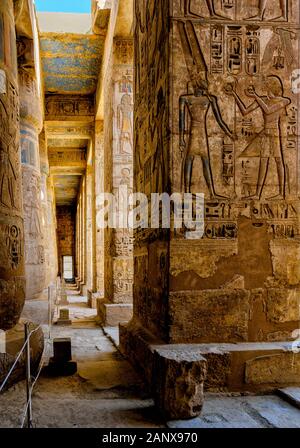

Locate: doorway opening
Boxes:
[63,255,74,283]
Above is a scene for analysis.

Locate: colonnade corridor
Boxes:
[1,0,300,431]
[1,287,164,428]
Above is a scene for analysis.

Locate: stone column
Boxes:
[39,128,51,287]
[94,121,105,304]
[46,175,58,284]
[77,180,86,293]
[18,40,45,300]
[0,0,25,329]
[98,38,134,326]
[85,157,95,297]
[120,0,300,419]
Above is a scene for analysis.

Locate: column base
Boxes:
[97,300,133,327]
[119,321,207,420]
[87,290,101,309]
[0,319,44,391]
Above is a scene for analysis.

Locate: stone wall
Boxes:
[130,0,171,339]
[56,206,76,278]
[128,0,300,344]
[0,0,25,329]
[169,0,300,344]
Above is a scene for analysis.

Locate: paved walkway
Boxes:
[0,289,300,428]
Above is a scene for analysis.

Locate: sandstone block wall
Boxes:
[132,0,300,344]
[57,206,76,278]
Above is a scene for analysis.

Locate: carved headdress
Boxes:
[177,20,208,90]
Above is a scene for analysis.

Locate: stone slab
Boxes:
[167,394,300,429]
[277,388,300,410]
[98,303,133,327]
[53,338,72,363]
[103,327,120,346]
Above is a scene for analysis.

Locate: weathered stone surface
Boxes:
[246,353,300,385]
[266,289,300,323]
[120,322,208,419]
[0,0,25,329]
[0,318,44,391]
[277,387,300,410]
[169,289,250,343]
[19,36,46,300]
[153,348,207,420]
[97,302,133,327]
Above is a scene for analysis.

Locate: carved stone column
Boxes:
[120,0,300,419]
[18,39,45,299]
[94,121,105,305]
[85,158,96,296]
[98,38,134,326]
[46,175,58,284]
[0,0,25,329]
[39,129,51,287]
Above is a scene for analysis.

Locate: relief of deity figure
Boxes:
[178,20,235,198]
[27,175,42,237]
[225,76,291,200]
[183,0,228,19]
[0,100,17,209]
[117,94,133,155]
[246,0,287,21]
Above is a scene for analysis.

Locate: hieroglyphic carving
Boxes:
[48,149,87,166]
[46,124,94,137]
[6,224,22,270]
[45,95,95,117]
[115,39,134,64]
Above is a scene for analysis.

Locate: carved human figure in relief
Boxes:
[246,0,287,21]
[27,175,42,237]
[180,78,234,198]
[117,94,133,155]
[225,76,291,200]
[0,100,17,209]
[184,0,228,19]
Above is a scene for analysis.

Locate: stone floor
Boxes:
[0,289,300,428]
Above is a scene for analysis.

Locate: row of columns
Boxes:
[0,0,58,334]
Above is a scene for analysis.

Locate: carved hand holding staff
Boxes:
[178,20,234,199]
[246,0,287,21]
[225,76,291,200]
[183,0,228,19]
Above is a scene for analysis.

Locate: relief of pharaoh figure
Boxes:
[180,78,235,198]
[246,0,287,21]
[178,20,235,198]
[225,76,291,200]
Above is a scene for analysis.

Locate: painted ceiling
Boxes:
[40,33,104,94]
[53,174,82,206]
